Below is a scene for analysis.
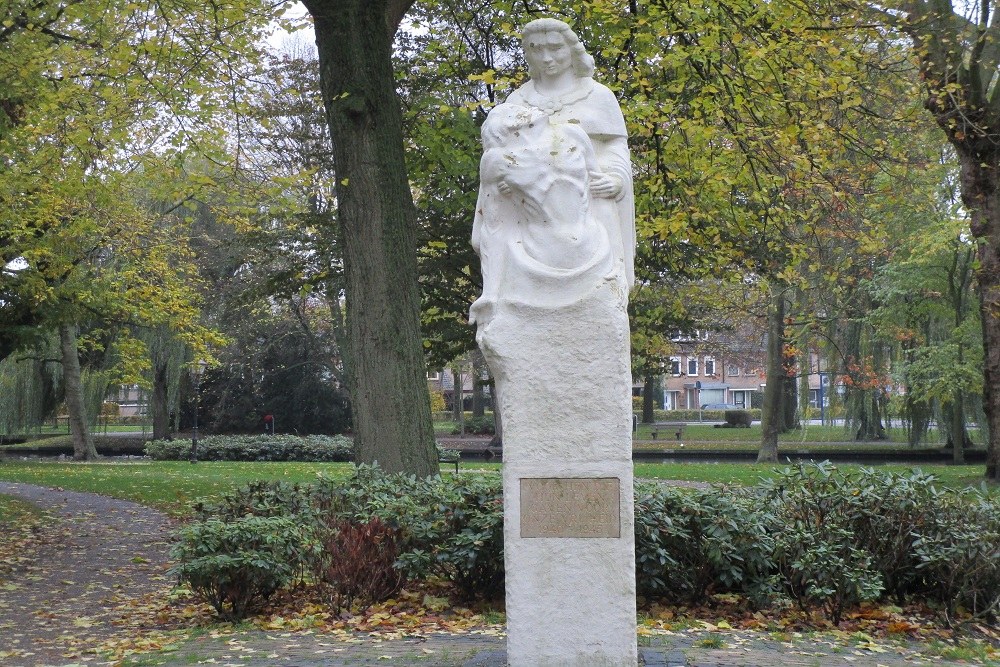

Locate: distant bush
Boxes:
[723,410,753,428]
[452,416,495,435]
[429,390,447,413]
[651,408,761,422]
[145,434,354,462]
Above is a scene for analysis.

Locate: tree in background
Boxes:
[873,1,1000,479]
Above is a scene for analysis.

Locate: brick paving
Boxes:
[118,627,986,666]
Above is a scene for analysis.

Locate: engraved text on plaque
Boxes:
[520,477,621,538]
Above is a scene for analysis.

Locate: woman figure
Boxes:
[470,18,634,332]
[508,18,634,286]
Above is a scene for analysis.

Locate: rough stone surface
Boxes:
[469,17,639,666]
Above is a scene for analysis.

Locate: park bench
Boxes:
[438,450,460,474]
[649,422,685,441]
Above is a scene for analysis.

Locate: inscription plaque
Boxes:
[520,477,620,538]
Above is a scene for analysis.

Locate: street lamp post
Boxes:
[189,360,207,463]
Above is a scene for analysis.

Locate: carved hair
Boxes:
[521,18,595,79]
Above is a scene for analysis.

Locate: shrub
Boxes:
[634,483,776,605]
[171,463,1000,624]
[761,463,884,622]
[451,416,495,435]
[190,480,317,522]
[170,515,320,620]
[434,475,504,600]
[315,466,504,600]
[912,491,1000,622]
[320,516,405,612]
[145,434,354,462]
[649,408,761,422]
[846,468,944,601]
[724,410,753,428]
[429,390,447,413]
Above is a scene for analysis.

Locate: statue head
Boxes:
[481,104,550,150]
[521,18,595,80]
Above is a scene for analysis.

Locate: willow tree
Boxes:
[300,0,439,476]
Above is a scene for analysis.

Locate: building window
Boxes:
[687,357,698,376]
[427,371,441,381]
[669,357,681,376]
[727,364,739,376]
[704,358,716,376]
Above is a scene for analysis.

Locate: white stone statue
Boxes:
[469,18,638,667]
[470,18,635,337]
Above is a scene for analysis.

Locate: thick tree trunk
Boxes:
[758,287,785,463]
[151,359,170,440]
[781,370,798,431]
[957,149,1000,481]
[59,324,98,461]
[304,0,437,476]
[642,375,656,424]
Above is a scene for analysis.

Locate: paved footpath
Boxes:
[125,627,986,667]
[0,481,174,666]
[0,483,994,667]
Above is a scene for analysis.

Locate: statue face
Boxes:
[525,31,572,77]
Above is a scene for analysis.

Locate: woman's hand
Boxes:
[589,173,622,199]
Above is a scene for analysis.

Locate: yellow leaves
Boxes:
[422,594,450,611]
[467,69,498,85]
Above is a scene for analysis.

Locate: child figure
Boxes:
[471,103,612,328]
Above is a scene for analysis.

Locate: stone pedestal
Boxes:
[478,279,637,666]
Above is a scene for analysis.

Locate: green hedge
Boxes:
[636,409,762,422]
[146,434,354,462]
[172,463,1000,624]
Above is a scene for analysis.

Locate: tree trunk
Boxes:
[758,287,785,462]
[951,392,966,465]
[489,378,503,448]
[452,363,464,433]
[151,359,170,440]
[59,324,98,461]
[799,345,812,424]
[642,375,656,424]
[304,0,437,476]
[781,369,798,432]
[951,141,999,479]
[471,353,485,419]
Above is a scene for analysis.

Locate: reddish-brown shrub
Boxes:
[320,516,404,611]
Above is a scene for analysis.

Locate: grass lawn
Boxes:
[439,421,975,448]
[0,458,993,516]
[633,422,964,445]
[0,461,354,515]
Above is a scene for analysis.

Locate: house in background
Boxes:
[654,329,831,411]
[427,365,492,412]
[107,384,147,417]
